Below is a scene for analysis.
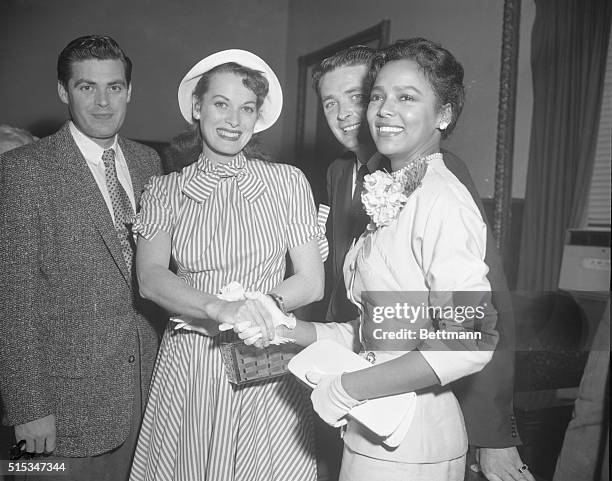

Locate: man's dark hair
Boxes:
[57,35,132,86]
[311,45,375,97]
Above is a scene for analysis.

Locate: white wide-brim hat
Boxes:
[178,49,283,133]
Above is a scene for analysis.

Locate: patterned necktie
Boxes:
[350,163,371,239]
[102,148,135,275]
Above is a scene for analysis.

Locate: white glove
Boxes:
[169,316,219,336]
[217,281,248,331]
[216,283,295,345]
[173,282,294,345]
[238,291,296,345]
[305,371,363,427]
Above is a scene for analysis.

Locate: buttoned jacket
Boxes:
[324,148,520,447]
[340,155,496,462]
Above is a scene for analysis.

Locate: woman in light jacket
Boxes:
[244,38,498,481]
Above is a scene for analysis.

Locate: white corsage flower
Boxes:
[362,171,409,228]
[361,156,430,229]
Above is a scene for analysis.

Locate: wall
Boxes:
[283,0,534,198]
[0,0,289,156]
[0,0,533,198]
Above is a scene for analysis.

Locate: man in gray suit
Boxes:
[0,35,162,480]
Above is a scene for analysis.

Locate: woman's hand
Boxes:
[171,294,276,342]
[234,292,298,347]
[214,298,274,344]
[305,372,362,427]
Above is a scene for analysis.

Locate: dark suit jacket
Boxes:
[325,152,362,324]
[0,123,162,457]
[324,148,520,447]
[442,150,520,447]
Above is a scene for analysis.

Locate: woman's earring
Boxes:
[194,111,200,120]
[439,122,448,131]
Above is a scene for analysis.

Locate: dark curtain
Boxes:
[517,0,611,291]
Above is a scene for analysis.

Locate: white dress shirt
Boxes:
[69,122,136,224]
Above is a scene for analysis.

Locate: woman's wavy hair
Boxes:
[369,38,465,138]
[163,62,271,173]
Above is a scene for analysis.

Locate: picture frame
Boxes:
[493,0,521,256]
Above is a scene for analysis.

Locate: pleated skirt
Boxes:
[340,445,466,481]
[130,328,316,481]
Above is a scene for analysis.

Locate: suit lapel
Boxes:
[119,137,146,205]
[333,158,354,280]
[330,153,389,280]
[53,124,132,286]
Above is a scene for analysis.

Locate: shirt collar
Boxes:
[69,121,118,164]
[196,152,247,174]
[183,152,266,204]
[354,151,388,175]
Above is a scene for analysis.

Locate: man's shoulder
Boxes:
[1,129,65,169]
[327,152,353,176]
[441,148,470,176]
[120,137,162,176]
[1,140,37,163]
[121,138,160,159]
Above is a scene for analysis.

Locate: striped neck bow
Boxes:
[182,153,267,204]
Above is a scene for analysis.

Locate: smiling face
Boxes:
[367,59,451,167]
[319,64,369,153]
[194,71,259,164]
[57,59,131,149]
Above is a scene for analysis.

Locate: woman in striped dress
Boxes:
[129,50,324,481]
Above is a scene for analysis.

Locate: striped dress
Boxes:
[130,154,319,481]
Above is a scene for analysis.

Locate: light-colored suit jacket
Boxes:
[318,155,498,462]
[0,122,162,457]
[325,148,520,447]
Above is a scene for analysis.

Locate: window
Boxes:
[586,33,612,229]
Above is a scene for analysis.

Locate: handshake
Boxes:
[170,282,296,347]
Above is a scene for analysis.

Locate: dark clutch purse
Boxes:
[219,340,301,385]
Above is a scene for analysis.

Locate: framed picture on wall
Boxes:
[294,20,390,204]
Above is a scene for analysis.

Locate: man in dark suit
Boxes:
[0,35,162,480]
[312,45,534,481]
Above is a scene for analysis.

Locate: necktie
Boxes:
[350,163,371,239]
[102,148,135,275]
